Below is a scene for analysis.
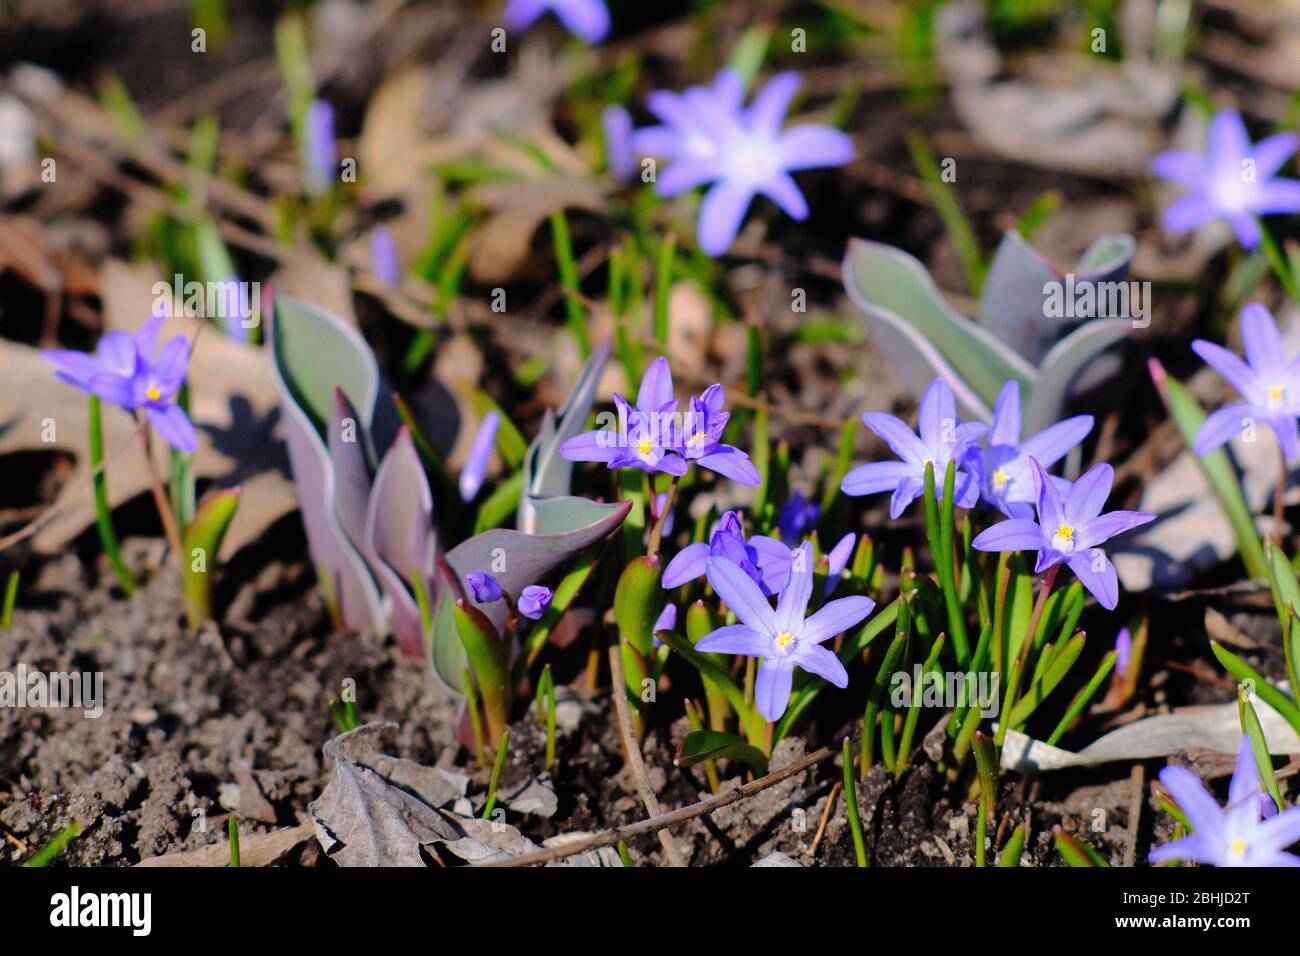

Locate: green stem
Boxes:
[646,475,679,557]
[482,729,509,820]
[88,396,139,595]
[924,462,970,667]
[549,212,590,359]
[842,736,868,867]
[1257,220,1300,304]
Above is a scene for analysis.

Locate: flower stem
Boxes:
[923,462,971,668]
[1019,564,1060,671]
[646,475,679,557]
[88,396,138,595]
[1275,445,1288,538]
[138,421,185,563]
[1257,220,1300,304]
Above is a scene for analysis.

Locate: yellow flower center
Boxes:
[1229,837,1248,860]
[1051,523,1075,551]
[636,437,653,456]
[991,467,1010,491]
[775,631,795,652]
[146,386,162,402]
[688,430,708,446]
[1268,384,1285,410]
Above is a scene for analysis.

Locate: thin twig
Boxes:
[475,743,836,867]
[807,779,841,859]
[606,643,686,867]
[1123,763,1144,868]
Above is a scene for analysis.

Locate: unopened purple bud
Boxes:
[778,489,819,544]
[518,584,554,620]
[460,411,500,502]
[1115,627,1132,678]
[465,572,502,604]
[603,105,636,181]
[369,225,401,287]
[652,603,677,649]
[304,98,337,195]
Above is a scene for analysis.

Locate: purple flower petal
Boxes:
[132,316,163,360]
[88,372,138,409]
[1150,150,1207,189]
[1077,510,1155,550]
[773,542,814,636]
[1158,765,1229,838]
[153,335,190,386]
[917,377,955,450]
[695,623,769,656]
[745,72,800,135]
[697,181,755,256]
[559,429,620,462]
[705,556,776,634]
[1208,109,1250,173]
[1257,807,1300,855]
[754,658,794,722]
[1018,415,1093,470]
[1254,179,1300,215]
[776,125,854,171]
[636,356,673,414]
[823,532,856,596]
[97,330,139,376]
[1225,211,1261,249]
[1241,303,1285,377]
[972,518,1045,553]
[1193,403,1254,455]
[1149,833,1220,866]
[551,0,610,43]
[1227,734,1260,810]
[1064,463,1113,525]
[657,158,724,196]
[989,380,1021,447]
[503,0,547,30]
[801,595,875,645]
[653,603,677,634]
[889,475,923,519]
[1161,195,1218,233]
[841,459,913,496]
[790,642,848,687]
[759,173,809,220]
[146,403,197,452]
[861,412,928,467]
[1065,549,1119,610]
[1271,412,1300,460]
[662,541,710,588]
[1191,339,1259,400]
[695,446,761,486]
[1030,458,1066,532]
[1251,132,1300,179]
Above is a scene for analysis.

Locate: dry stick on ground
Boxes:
[606,642,687,867]
[477,744,836,867]
[807,779,841,859]
[1123,763,1144,868]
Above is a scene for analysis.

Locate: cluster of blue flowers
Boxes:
[560,356,761,486]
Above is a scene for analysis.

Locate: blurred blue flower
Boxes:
[1152,109,1300,250]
